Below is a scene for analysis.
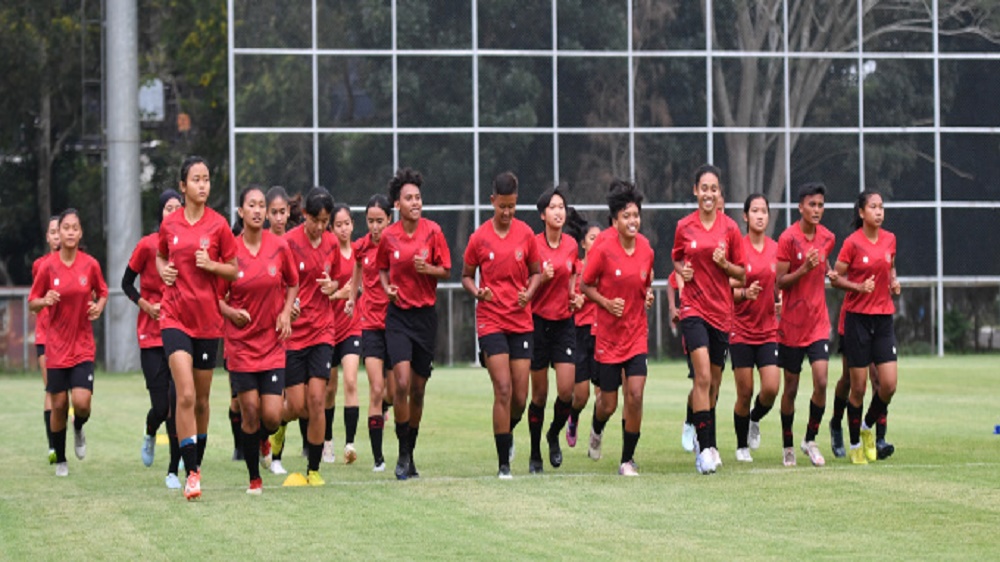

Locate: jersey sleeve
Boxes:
[91,259,109,299]
[216,277,231,300]
[776,230,794,263]
[128,239,146,272]
[158,222,170,258]
[581,244,604,286]
[29,263,49,301]
[432,226,452,269]
[352,238,365,263]
[836,237,856,265]
[463,232,480,268]
[728,224,747,267]
[375,233,390,271]
[525,229,541,267]
[282,242,299,288]
[671,223,687,262]
[218,224,238,263]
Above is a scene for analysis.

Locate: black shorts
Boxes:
[140,347,171,391]
[361,329,389,362]
[285,344,333,387]
[844,313,897,368]
[574,326,597,385]
[229,369,285,396]
[680,317,729,368]
[730,342,780,370]
[596,354,647,393]
[333,335,362,366]
[531,316,576,370]
[162,328,219,370]
[46,361,95,393]
[36,344,45,358]
[779,340,830,375]
[385,304,436,378]
[479,332,533,366]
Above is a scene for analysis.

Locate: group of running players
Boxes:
[29,157,901,497]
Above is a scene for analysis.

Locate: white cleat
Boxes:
[695,449,717,475]
[800,439,826,467]
[681,422,696,453]
[269,459,288,475]
[748,421,761,450]
[55,462,69,477]
[618,461,639,476]
[74,427,87,460]
[322,440,336,463]
[587,428,603,461]
[372,461,386,472]
[783,447,797,467]
[735,447,753,463]
[344,443,358,464]
[711,447,723,469]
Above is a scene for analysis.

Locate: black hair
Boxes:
[57,208,80,227]
[797,181,827,202]
[266,186,288,207]
[232,184,266,235]
[852,189,882,230]
[366,193,392,218]
[564,207,599,246]
[158,189,183,228]
[304,187,335,217]
[535,186,567,214]
[179,155,209,184]
[743,192,769,215]
[331,202,352,225]
[388,167,423,204]
[47,215,60,226]
[693,164,723,187]
[492,171,518,196]
[607,179,643,220]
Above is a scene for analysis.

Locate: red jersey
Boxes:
[32,254,53,346]
[582,233,654,363]
[837,228,897,316]
[531,232,578,321]
[732,235,779,345]
[671,211,746,332]
[29,252,108,368]
[158,207,237,338]
[464,218,541,336]
[776,222,835,347]
[220,231,299,372]
[376,218,451,309]
[354,234,389,331]
[573,257,597,330]
[332,243,362,343]
[284,224,338,350]
[127,233,167,348]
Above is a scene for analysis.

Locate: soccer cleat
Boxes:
[695,449,716,475]
[587,428,603,461]
[748,421,761,451]
[247,477,263,495]
[528,459,544,474]
[498,464,513,480]
[681,422,696,453]
[232,448,244,461]
[48,449,56,465]
[408,457,420,479]
[547,431,563,468]
[141,434,156,467]
[55,462,69,477]
[260,438,272,469]
[735,447,753,463]
[322,440,336,464]
[860,427,877,462]
[270,424,286,457]
[829,422,846,458]
[876,439,895,460]
[566,418,578,448]
[711,447,723,468]
[269,459,288,475]
[395,454,411,481]
[73,427,86,460]
[373,461,386,473]
[618,461,639,476]
[184,470,202,501]
[849,445,868,465]
[800,440,826,467]
[782,447,796,467]
[306,470,325,486]
[165,473,181,489]
[344,443,357,465]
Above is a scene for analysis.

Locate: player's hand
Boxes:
[290,298,301,321]
[42,290,61,307]
[859,275,875,293]
[607,297,625,318]
[826,269,839,283]
[344,299,355,316]
[86,301,104,321]
[517,287,532,308]
[644,288,655,309]
[385,284,400,303]
[669,306,680,327]
[194,248,212,270]
[140,300,161,321]
[775,292,783,317]
[712,241,728,269]
[332,280,352,300]
[317,272,336,296]
[476,286,494,302]
[276,310,292,340]
[230,308,251,328]
[414,253,432,275]
[570,292,585,312]
[890,277,901,296]
[745,280,762,301]
[541,261,555,281]
[161,261,178,286]
[806,248,820,270]
[679,261,694,282]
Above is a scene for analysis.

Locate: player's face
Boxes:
[582,226,600,254]
[613,203,641,241]
[180,162,210,206]
[397,184,422,222]
[491,193,517,227]
[58,214,82,250]
[304,209,331,241]
[541,193,565,231]
[46,218,60,251]
[799,194,825,226]
[332,208,354,243]
[744,197,769,234]
[268,197,289,235]
[694,173,720,213]
[239,189,266,231]
[366,206,389,243]
[162,197,182,221]
[860,193,884,228]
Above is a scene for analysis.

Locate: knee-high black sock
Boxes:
[548,398,572,436]
[73,414,89,431]
[298,417,309,451]
[344,406,359,444]
[804,400,825,442]
[781,412,794,448]
[44,410,53,450]
[494,432,512,468]
[847,403,863,446]
[621,431,640,464]
[569,405,584,427]
[395,422,411,458]
[408,425,419,456]
[228,406,241,450]
[749,395,773,422]
[734,411,750,449]
[692,410,712,450]
[830,394,848,426]
[368,415,384,464]
[685,401,694,425]
[147,388,169,435]
[243,429,260,481]
[53,428,67,463]
[307,441,323,472]
[591,409,608,435]
[528,402,544,462]
[510,414,523,433]
[324,407,336,442]
[196,434,208,466]
[864,393,888,429]
[179,437,198,475]
[166,416,180,474]
[876,412,888,441]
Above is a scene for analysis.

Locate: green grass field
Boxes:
[1,356,998,560]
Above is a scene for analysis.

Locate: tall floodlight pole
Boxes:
[105,0,141,372]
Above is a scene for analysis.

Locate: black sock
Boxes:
[166,416,180,474]
[368,415,385,464]
[692,410,713,449]
[591,409,608,435]
[734,411,750,449]
[53,428,67,463]
[830,394,848,426]
[569,406,583,427]
[381,401,390,416]
[298,417,309,451]
[548,398,572,436]
[864,393,888,429]
[228,407,241,449]
[196,434,208,466]
[395,422,411,458]
[180,441,198,475]
[621,431,640,464]
[73,414,89,431]
[685,401,694,425]
[324,407,335,442]
[510,414,523,433]
[243,428,261,481]
[44,410,53,450]
[781,411,794,448]
[847,403,863,446]
[709,407,717,449]
[344,406,359,444]
[528,402,544,462]
[307,441,323,471]
[804,400,825,442]
[408,425,419,458]
[495,433,512,468]
[876,412,888,441]
[749,395,773,422]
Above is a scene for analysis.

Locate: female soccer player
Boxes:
[219,186,299,494]
[123,190,184,487]
[580,180,655,477]
[672,164,746,475]
[775,182,836,467]
[463,172,542,478]
[34,216,60,464]
[350,194,394,471]
[325,203,363,465]
[564,212,601,448]
[269,187,338,486]
[157,156,239,499]
[528,187,579,471]
[730,193,780,463]
[377,167,452,480]
[832,190,900,465]
[29,209,108,477]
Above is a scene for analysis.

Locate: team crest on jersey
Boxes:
[566,259,573,271]
[324,264,331,274]
[515,250,523,261]
[420,248,429,259]
[78,275,88,286]
[268,264,277,277]
[885,252,892,263]
[199,237,210,249]
[640,270,647,280]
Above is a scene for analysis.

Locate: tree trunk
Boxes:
[37,88,53,235]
